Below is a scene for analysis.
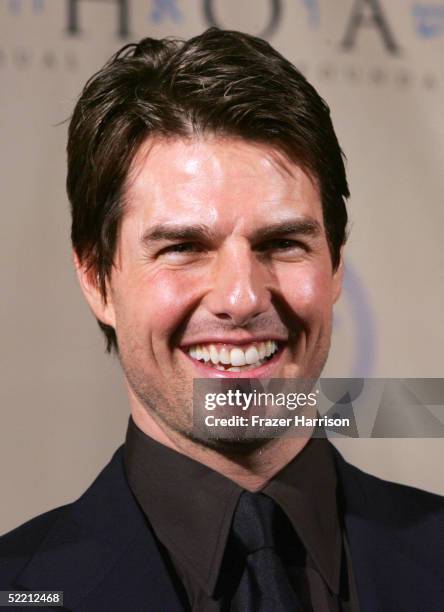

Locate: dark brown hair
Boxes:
[67,27,349,353]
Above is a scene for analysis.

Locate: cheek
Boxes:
[116,269,203,341]
[279,266,334,321]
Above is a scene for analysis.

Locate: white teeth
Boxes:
[209,345,219,364]
[230,348,246,367]
[245,346,259,364]
[258,342,266,360]
[187,340,279,369]
[219,347,231,364]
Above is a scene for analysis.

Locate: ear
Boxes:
[73,251,116,329]
[332,247,344,305]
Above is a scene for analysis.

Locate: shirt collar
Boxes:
[124,418,341,596]
[124,419,242,595]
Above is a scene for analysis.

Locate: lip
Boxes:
[180,344,286,378]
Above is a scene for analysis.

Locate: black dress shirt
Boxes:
[124,418,360,611]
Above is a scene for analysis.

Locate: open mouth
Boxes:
[184,340,281,373]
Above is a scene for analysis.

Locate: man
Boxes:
[1,28,443,611]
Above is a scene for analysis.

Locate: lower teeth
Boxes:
[211,356,274,372]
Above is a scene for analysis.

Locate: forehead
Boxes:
[123,137,323,232]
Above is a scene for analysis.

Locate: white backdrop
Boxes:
[1,0,443,534]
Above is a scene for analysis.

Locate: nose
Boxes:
[204,240,271,326]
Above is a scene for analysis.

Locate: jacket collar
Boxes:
[13,447,185,611]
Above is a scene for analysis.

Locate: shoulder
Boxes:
[0,446,153,592]
[0,445,128,588]
[0,504,71,586]
[333,446,444,519]
[331,446,444,606]
[332,446,444,560]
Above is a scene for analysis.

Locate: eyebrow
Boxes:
[141,224,216,245]
[141,219,322,246]
[250,220,322,242]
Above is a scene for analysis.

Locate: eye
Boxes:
[256,238,306,252]
[155,242,206,263]
[163,242,196,253]
[161,242,200,254]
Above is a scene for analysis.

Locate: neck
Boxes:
[131,401,311,492]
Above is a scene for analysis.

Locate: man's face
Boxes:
[82,137,342,439]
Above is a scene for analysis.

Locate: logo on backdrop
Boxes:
[5,0,444,45]
[301,0,320,29]
[150,0,183,23]
[203,0,282,39]
[412,3,444,37]
[65,0,400,54]
[2,1,441,89]
[4,0,401,51]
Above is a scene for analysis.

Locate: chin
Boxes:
[187,431,273,455]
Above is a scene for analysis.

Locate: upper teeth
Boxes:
[187,341,278,367]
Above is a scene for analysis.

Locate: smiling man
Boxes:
[1,28,443,612]
[82,135,341,475]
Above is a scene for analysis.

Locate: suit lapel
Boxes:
[13,447,185,611]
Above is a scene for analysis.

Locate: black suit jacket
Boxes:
[1,445,444,611]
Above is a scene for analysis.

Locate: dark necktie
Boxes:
[229,491,305,612]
